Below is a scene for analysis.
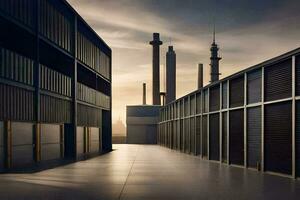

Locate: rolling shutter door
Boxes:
[230,76,244,108]
[209,85,220,112]
[247,107,261,168]
[41,124,62,161]
[209,114,220,161]
[265,59,292,102]
[222,112,227,163]
[296,101,300,177]
[229,109,244,165]
[265,102,292,175]
[202,115,208,158]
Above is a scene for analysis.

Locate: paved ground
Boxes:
[0,144,300,200]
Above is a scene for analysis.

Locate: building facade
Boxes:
[158,48,300,179]
[0,0,112,171]
[127,105,160,144]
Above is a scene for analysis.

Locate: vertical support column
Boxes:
[4,121,12,169]
[227,80,230,164]
[220,82,223,163]
[244,73,247,168]
[207,88,210,159]
[261,67,265,172]
[292,56,296,179]
[34,123,41,162]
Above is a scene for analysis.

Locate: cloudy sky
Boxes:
[68,0,300,129]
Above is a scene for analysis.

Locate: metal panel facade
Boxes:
[265,102,292,175]
[229,109,244,165]
[247,69,262,104]
[209,113,220,161]
[202,115,208,158]
[296,101,300,177]
[247,106,261,168]
[209,85,220,112]
[0,121,4,170]
[296,56,300,96]
[230,76,244,108]
[222,112,227,163]
[41,124,62,161]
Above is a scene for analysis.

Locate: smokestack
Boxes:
[149,33,163,105]
[198,63,203,89]
[166,46,176,104]
[143,83,146,105]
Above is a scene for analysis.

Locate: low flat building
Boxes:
[126,105,161,144]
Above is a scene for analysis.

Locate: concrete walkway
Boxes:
[0,144,300,200]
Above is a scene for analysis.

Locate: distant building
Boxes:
[166,46,176,104]
[112,118,126,136]
[126,105,161,144]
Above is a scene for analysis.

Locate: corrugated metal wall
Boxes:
[230,76,244,108]
[247,106,261,168]
[184,118,190,153]
[209,85,220,112]
[265,59,292,102]
[0,83,34,121]
[222,112,227,163]
[196,92,201,114]
[190,117,196,154]
[296,101,300,177]
[247,69,261,104]
[40,94,71,123]
[265,102,292,174]
[0,0,34,28]
[209,113,220,161]
[196,116,201,155]
[202,115,208,158]
[229,109,244,165]
[41,124,62,161]
[77,103,102,127]
[296,56,300,96]
[0,121,4,170]
[222,82,228,109]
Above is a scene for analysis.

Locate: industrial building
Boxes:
[166,46,176,104]
[158,47,300,179]
[0,0,112,171]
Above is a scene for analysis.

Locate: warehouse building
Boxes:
[158,47,300,179]
[0,0,111,171]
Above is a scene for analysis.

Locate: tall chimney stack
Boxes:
[143,83,146,105]
[149,33,163,105]
[198,63,203,89]
[166,46,176,104]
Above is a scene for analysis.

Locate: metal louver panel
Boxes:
[222,112,227,163]
[265,59,292,102]
[296,101,300,177]
[229,109,244,165]
[209,85,220,112]
[230,76,244,108]
[247,69,262,104]
[265,101,292,175]
[202,115,208,158]
[247,106,261,168]
[209,113,220,161]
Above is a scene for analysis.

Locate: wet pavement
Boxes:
[0,144,300,200]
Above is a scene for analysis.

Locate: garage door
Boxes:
[229,109,244,166]
[90,127,100,154]
[11,122,34,168]
[209,114,220,161]
[76,127,84,157]
[202,115,208,158]
[41,124,62,161]
[265,102,292,175]
[247,107,261,169]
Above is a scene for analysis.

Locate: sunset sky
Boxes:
[67,0,300,129]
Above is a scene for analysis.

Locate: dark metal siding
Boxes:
[40,94,71,123]
[209,114,220,161]
[247,106,261,168]
[196,116,201,155]
[222,82,228,109]
[76,127,84,157]
[296,56,300,96]
[0,122,4,170]
[196,92,201,114]
[222,112,227,163]
[77,103,102,127]
[247,69,261,104]
[191,117,196,154]
[209,85,220,112]
[296,101,300,177]
[265,101,292,175]
[202,115,208,158]
[229,109,244,165]
[90,127,100,153]
[203,89,208,113]
[184,118,190,153]
[265,59,292,102]
[230,76,244,108]
[41,124,62,161]
[0,83,34,121]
